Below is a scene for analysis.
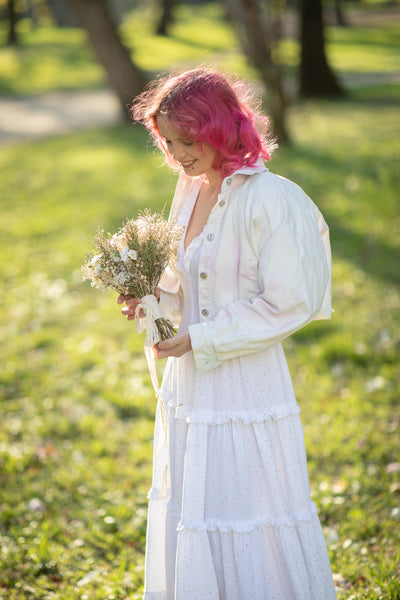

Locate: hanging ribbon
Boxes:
[135,294,169,498]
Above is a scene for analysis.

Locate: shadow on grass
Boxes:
[330,25,400,50]
[328,217,400,286]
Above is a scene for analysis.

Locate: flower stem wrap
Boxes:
[135,294,164,346]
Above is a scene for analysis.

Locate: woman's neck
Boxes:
[205,169,223,192]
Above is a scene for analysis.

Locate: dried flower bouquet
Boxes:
[82,211,184,341]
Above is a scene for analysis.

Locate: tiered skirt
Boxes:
[143,345,336,600]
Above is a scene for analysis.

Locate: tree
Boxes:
[299,0,344,96]
[68,0,147,119]
[222,0,290,144]
[6,0,19,45]
[156,0,175,36]
[333,0,348,27]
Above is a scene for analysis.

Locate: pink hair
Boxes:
[131,68,276,179]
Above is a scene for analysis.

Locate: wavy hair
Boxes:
[131,68,276,179]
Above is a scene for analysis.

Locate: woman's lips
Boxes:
[181,160,196,168]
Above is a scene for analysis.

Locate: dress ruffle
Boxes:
[175,402,300,425]
[176,504,319,533]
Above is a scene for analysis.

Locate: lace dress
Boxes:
[142,191,337,600]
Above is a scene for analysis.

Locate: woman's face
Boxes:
[157,114,218,183]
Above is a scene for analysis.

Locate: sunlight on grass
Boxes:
[0,4,399,97]
[0,20,105,95]
[1,5,400,598]
[1,89,400,596]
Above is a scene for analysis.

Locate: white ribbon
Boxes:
[135,294,164,347]
[135,294,169,498]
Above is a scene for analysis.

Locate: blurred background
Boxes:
[0,0,399,598]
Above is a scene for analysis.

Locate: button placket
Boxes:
[198,188,229,321]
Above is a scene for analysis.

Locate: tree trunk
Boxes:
[7,0,19,45]
[222,0,290,145]
[156,0,175,36]
[68,0,147,119]
[333,0,348,27]
[299,0,344,96]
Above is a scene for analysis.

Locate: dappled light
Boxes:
[0,2,399,598]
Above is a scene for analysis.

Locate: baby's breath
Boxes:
[82,210,184,339]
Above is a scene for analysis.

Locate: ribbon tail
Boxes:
[134,295,170,499]
[144,345,169,499]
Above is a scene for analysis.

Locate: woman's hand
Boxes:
[118,288,161,320]
[153,331,192,359]
[117,295,143,320]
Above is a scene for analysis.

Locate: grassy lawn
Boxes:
[0,3,399,96]
[1,3,400,599]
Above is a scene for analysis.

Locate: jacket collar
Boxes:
[219,160,268,192]
[228,159,268,179]
[179,159,268,198]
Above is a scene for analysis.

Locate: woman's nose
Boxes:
[171,143,186,162]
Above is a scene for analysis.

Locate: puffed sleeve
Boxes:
[158,266,183,328]
[188,176,332,373]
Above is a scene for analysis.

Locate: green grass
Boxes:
[0,3,399,96]
[0,126,173,599]
[0,20,105,95]
[0,4,246,96]
[1,4,400,599]
[1,89,399,598]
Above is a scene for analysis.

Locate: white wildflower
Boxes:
[120,247,138,262]
[110,232,126,248]
[120,247,129,262]
[90,254,102,267]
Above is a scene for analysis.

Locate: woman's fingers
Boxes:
[153,332,192,359]
[118,295,143,319]
[121,306,135,320]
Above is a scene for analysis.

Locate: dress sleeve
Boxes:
[157,172,187,328]
[158,266,183,328]
[188,178,332,373]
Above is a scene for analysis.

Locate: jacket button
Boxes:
[219,200,226,207]
[200,272,207,280]
[226,178,232,185]
[207,233,214,241]
[202,309,209,317]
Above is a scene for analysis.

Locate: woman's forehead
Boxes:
[157,114,189,141]
[157,114,176,137]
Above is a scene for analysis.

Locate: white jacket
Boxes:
[159,162,332,373]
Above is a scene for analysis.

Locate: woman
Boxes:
[119,68,337,599]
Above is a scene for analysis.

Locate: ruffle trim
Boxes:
[176,504,319,533]
[146,490,318,533]
[182,227,206,272]
[168,402,301,425]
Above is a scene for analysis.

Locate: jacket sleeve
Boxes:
[188,179,332,373]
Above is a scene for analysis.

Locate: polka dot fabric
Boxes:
[143,193,336,600]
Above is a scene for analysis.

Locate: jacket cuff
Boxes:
[188,322,223,373]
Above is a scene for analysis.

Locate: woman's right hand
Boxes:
[117,295,143,320]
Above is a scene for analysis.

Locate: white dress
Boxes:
[143,185,337,600]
